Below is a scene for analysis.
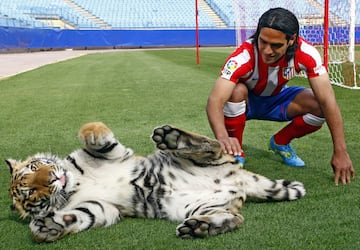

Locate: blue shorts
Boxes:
[246,86,305,121]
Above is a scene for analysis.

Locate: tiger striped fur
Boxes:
[5,122,305,242]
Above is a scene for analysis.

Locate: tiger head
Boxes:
[5,153,72,219]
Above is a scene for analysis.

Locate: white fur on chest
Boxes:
[64,154,137,209]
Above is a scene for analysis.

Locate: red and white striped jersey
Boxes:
[220,37,327,96]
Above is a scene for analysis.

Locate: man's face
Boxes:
[258,27,296,64]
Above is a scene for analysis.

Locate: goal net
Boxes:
[234,0,359,89]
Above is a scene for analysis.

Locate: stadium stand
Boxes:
[0,0,359,29]
[72,0,217,28]
[0,0,359,51]
[0,0,99,29]
[0,0,217,29]
[0,1,48,28]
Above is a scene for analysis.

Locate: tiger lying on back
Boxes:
[5,122,305,242]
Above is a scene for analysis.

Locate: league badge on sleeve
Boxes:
[222,59,238,76]
[226,60,238,72]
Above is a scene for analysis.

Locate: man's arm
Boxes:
[206,77,242,155]
[309,73,355,185]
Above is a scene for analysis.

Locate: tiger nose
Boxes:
[49,172,59,184]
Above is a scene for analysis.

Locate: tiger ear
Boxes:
[5,159,18,175]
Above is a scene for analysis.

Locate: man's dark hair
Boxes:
[250,8,299,61]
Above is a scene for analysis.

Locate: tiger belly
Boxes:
[150,164,246,221]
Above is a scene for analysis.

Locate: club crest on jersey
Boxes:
[283,67,295,80]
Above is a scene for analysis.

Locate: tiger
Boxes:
[5,121,305,242]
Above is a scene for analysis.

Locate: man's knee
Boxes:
[229,83,248,102]
[288,89,323,117]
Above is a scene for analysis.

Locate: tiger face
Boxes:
[5,155,69,219]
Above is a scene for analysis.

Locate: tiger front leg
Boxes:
[78,122,116,152]
[78,122,131,159]
[30,212,76,242]
[30,202,120,242]
[151,125,234,164]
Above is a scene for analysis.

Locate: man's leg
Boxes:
[274,114,325,145]
[269,89,325,167]
[224,101,246,163]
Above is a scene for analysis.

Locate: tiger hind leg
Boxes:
[177,212,244,239]
[151,125,236,164]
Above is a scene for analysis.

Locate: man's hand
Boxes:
[331,152,355,185]
[217,136,243,156]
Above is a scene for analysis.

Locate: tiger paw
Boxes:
[30,214,66,242]
[176,214,243,239]
[152,125,181,150]
[176,218,211,239]
[78,122,115,151]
